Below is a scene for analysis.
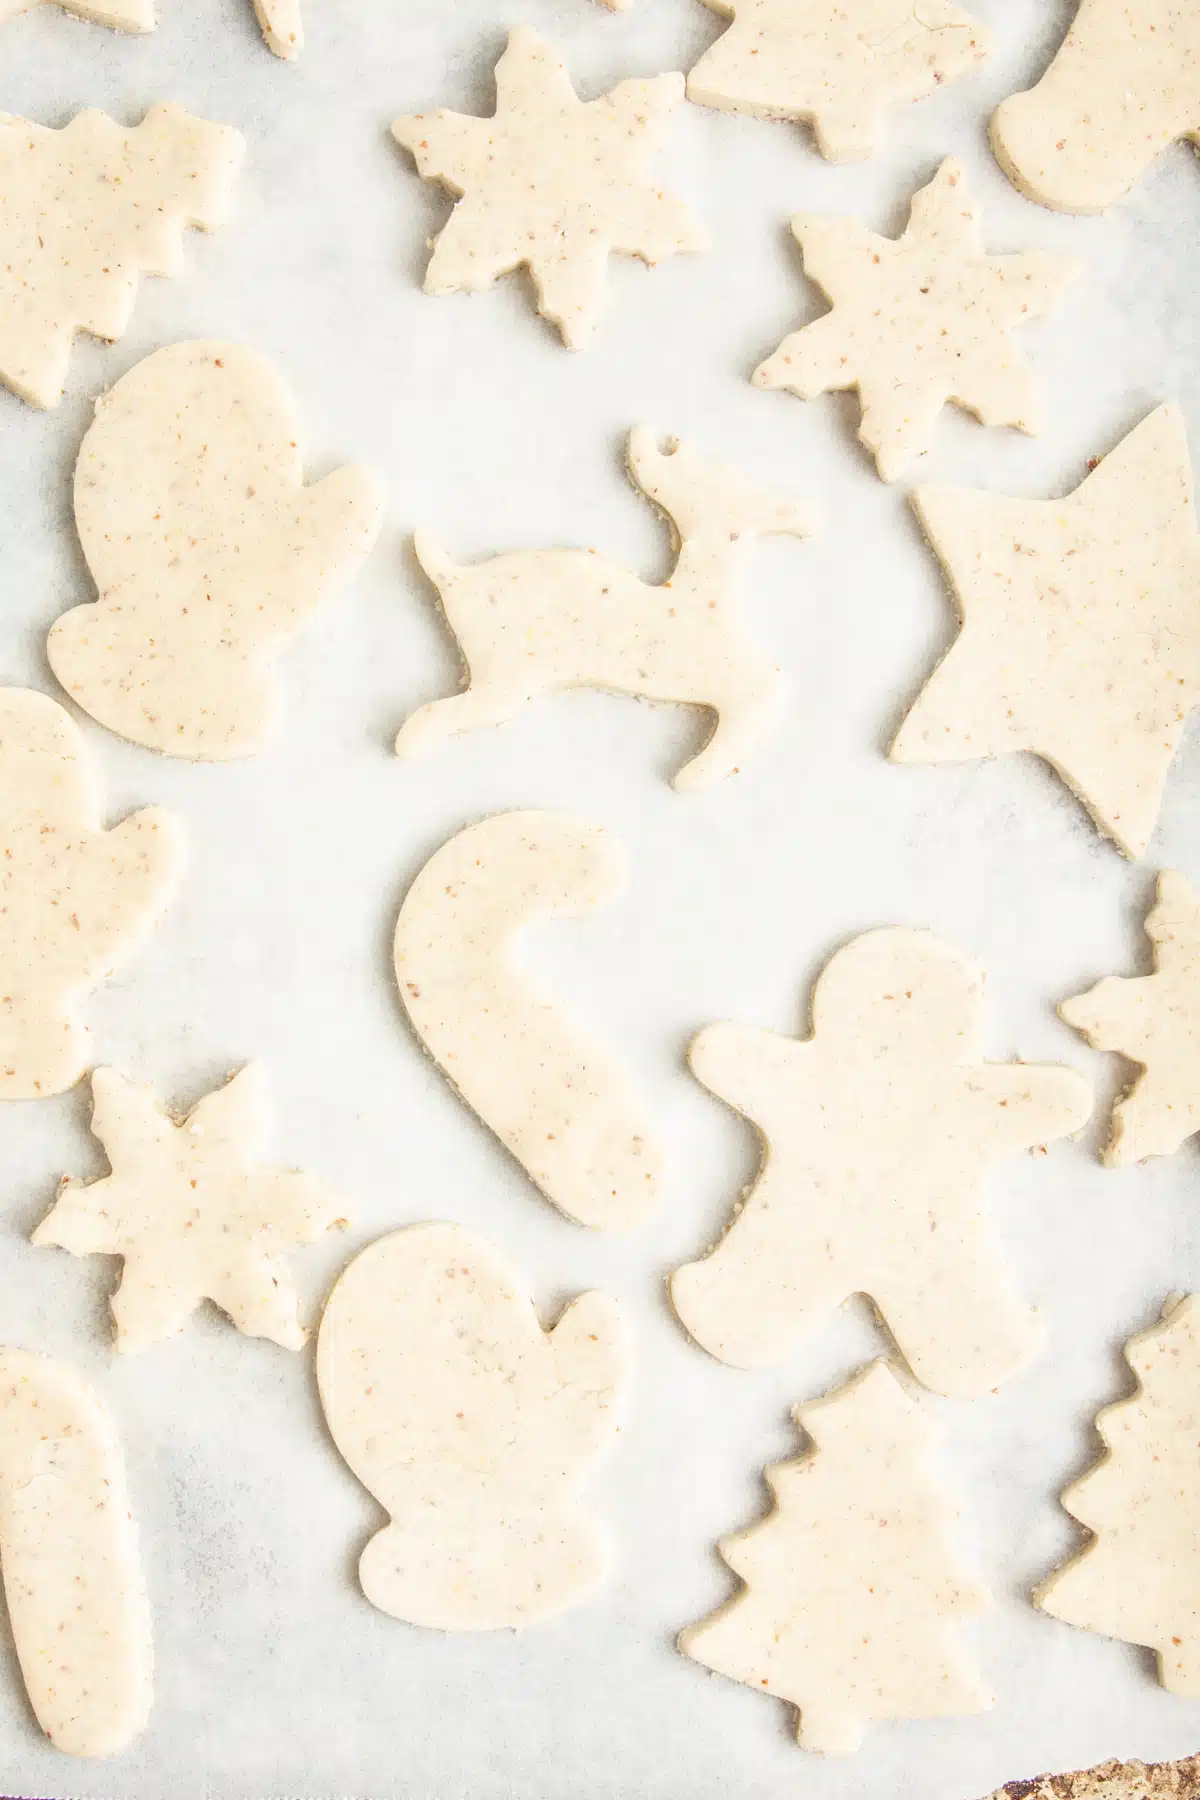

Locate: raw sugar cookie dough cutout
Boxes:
[394,812,662,1231]
[1061,871,1200,1166]
[317,1222,629,1630]
[397,428,816,790]
[672,927,1091,1395]
[686,0,991,162]
[0,1349,153,1757]
[0,105,242,409]
[0,0,303,58]
[681,1362,993,1755]
[891,405,1200,859]
[34,1065,349,1354]
[1037,1294,1200,1695]
[755,159,1082,482]
[391,25,705,348]
[47,341,384,759]
[992,0,1200,215]
[0,689,183,1102]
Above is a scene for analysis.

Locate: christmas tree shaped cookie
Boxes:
[392,26,705,347]
[34,1065,348,1353]
[0,1349,153,1756]
[681,1361,993,1754]
[686,0,991,161]
[891,405,1200,858]
[0,106,242,409]
[317,1222,629,1630]
[1061,871,1200,1165]
[755,159,1081,481]
[1037,1293,1200,1694]
[394,812,662,1230]
[47,341,384,759]
[672,927,1091,1394]
[397,428,815,789]
[992,0,1200,215]
[0,689,183,1102]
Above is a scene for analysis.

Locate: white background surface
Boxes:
[2,0,1200,1794]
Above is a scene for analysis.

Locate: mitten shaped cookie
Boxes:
[48,342,383,758]
[317,1222,629,1629]
[0,689,183,1100]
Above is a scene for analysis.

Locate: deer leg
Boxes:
[395,682,536,759]
[672,669,785,791]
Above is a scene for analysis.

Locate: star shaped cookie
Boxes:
[687,0,991,161]
[755,159,1081,481]
[392,25,705,347]
[891,404,1200,858]
[34,1065,348,1354]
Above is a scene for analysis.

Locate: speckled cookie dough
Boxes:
[1061,871,1200,1166]
[891,404,1200,859]
[0,0,152,32]
[681,1361,993,1755]
[397,428,815,789]
[394,811,663,1231]
[686,0,991,161]
[34,1065,349,1354]
[1037,1294,1200,1695]
[392,25,705,347]
[672,927,1091,1394]
[0,688,184,1102]
[47,341,384,759]
[992,0,1200,215]
[0,105,242,409]
[253,0,301,57]
[317,1222,629,1630]
[0,1348,153,1757]
[755,158,1082,481]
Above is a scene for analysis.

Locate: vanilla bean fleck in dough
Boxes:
[394,811,663,1231]
[992,0,1200,215]
[891,404,1200,859]
[0,688,184,1102]
[0,105,242,409]
[47,341,384,760]
[317,1222,629,1630]
[0,1348,153,1757]
[686,0,991,162]
[673,927,1091,1394]
[755,159,1081,482]
[392,25,705,347]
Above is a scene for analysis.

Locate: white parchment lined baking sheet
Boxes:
[2,0,1200,1794]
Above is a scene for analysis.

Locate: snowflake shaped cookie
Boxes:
[892,405,1200,858]
[687,0,991,162]
[34,1065,348,1354]
[755,159,1081,481]
[392,25,705,347]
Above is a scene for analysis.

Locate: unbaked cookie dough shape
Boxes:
[396,427,816,790]
[991,1,1200,215]
[1037,1293,1200,1695]
[0,689,183,1102]
[34,1065,348,1354]
[686,0,991,162]
[0,0,301,58]
[0,1348,153,1757]
[0,106,242,409]
[394,812,662,1231]
[891,405,1200,859]
[755,159,1081,482]
[391,25,705,348]
[47,341,384,759]
[1061,871,1200,1166]
[317,1222,629,1630]
[672,928,1091,1394]
[681,1361,992,1755]
[252,0,301,58]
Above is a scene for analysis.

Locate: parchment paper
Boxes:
[2,0,1200,1794]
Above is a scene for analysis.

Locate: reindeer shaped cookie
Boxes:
[317,1223,629,1630]
[397,429,816,790]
